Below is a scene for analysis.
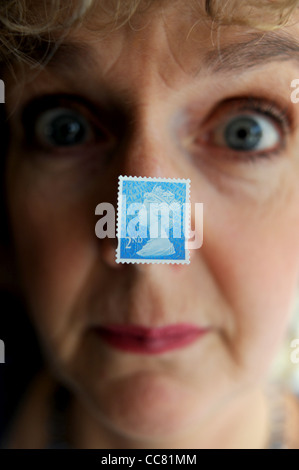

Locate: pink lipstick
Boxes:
[94,324,209,354]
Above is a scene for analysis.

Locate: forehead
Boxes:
[49,2,213,81]
[5,0,299,105]
[44,2,299,80]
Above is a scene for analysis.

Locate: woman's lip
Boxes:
[93,324,210,354]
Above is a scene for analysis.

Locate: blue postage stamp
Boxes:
[116,176,190,264]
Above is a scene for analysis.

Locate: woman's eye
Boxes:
[35,108,94,148]
[22,97,115,153]
[212,114,281,153]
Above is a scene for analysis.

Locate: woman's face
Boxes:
[4,1,299,446]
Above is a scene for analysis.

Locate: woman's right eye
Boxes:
[22,98,115,153]
[35,108,92,148]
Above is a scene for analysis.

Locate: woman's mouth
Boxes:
[93,323,209,354]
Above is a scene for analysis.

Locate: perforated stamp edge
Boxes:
[116,175,190,265]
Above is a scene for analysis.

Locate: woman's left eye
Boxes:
[212,114,281,153]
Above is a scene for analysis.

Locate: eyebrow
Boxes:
[39,30,299,76]
[204,31,299,73]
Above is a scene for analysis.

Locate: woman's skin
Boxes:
[4,1,299,448]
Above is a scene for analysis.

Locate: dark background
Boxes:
[0,92,44,444]
[0,290,42,444]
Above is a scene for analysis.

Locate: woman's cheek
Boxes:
[6,163,96,332]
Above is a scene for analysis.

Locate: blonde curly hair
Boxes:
[0,0,298,66]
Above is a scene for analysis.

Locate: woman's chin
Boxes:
[77,370,204,445]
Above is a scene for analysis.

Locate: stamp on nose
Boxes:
[116,176,190,264]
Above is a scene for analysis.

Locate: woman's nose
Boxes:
[99,107,186,268]
[116,106,181,180]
